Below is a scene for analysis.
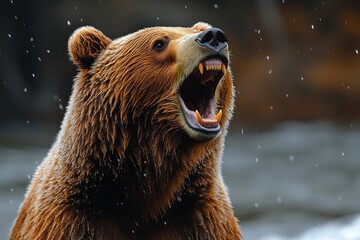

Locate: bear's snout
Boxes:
[195,27,228,52]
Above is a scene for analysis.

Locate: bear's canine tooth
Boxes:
[198,63,204,74]
[213,109,222,122]
[221,63,226,74]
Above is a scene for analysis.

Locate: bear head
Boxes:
[67,22,234,147]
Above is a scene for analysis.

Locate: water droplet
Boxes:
[27,120,30,124]
[214,3,219,9]
[255,158,259,163]
[156,17,159,20]
[254,202,259,208]
[341,152,345,157]
[356,49,358,54]
[277,197,282,203]
[38,57,41,62]
[27,174,31,179]
[46,49,50,54]
[270,105,274,110]
[285,93,289,98]
[266,55,270,60]
[338,196,342,200]
[289,155,295,161]
[30,37,34,42]
[143,173,147,177]
[8,33,12,38]
[300,76,304,81]
[164,221,167,225]
[184,5,187,9]
[32,73,35,78]
[67,20,71,26]
[258,145,261,149]
[24,88,27,93]
[10,188,13,192]
[241,129,244,134]
[311,24,314,29]
[9,200,13,204]
[268,69,272,74]
[59,104,64,110]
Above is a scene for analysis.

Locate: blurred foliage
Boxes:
[1,0,359,131]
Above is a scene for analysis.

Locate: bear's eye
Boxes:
[153,39,168,52]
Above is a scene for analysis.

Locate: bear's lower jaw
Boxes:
[179,96,221,137]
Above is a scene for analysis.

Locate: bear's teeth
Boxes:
[198,63,204,74]
[221,63,226,75]
[195,109,222,127]
[198,62,226,75]
[214,109,222,122]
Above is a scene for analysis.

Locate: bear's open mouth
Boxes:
[179,56,227,134]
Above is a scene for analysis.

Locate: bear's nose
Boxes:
[195,28,228,51]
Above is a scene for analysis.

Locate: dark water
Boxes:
[1,122,359,239]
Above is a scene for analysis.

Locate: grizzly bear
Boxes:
[10,22,242,239]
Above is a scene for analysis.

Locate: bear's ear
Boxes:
[68,26,112,70]
[191,22,213,32]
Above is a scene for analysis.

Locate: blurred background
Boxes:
[1,0,360,239]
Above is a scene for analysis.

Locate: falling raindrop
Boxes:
[24,88,27,93]
[254,203,259,208]
[277,197,282,203]
[32,73,35,78]
[8,33,12,38]
[214,4,219,9]
[67,20,71,26]
[311,24,314,29]
[47,49,51,54]
[356,49,359,54]
[289,155,295,161]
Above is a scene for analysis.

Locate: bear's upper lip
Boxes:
[179,55,228,134]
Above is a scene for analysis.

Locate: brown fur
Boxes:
[10,23,242,239]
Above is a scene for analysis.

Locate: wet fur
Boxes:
[10,23,241,239]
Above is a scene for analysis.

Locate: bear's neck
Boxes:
[58,95,222,221]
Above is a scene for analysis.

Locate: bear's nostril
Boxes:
[196,28,228,51]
